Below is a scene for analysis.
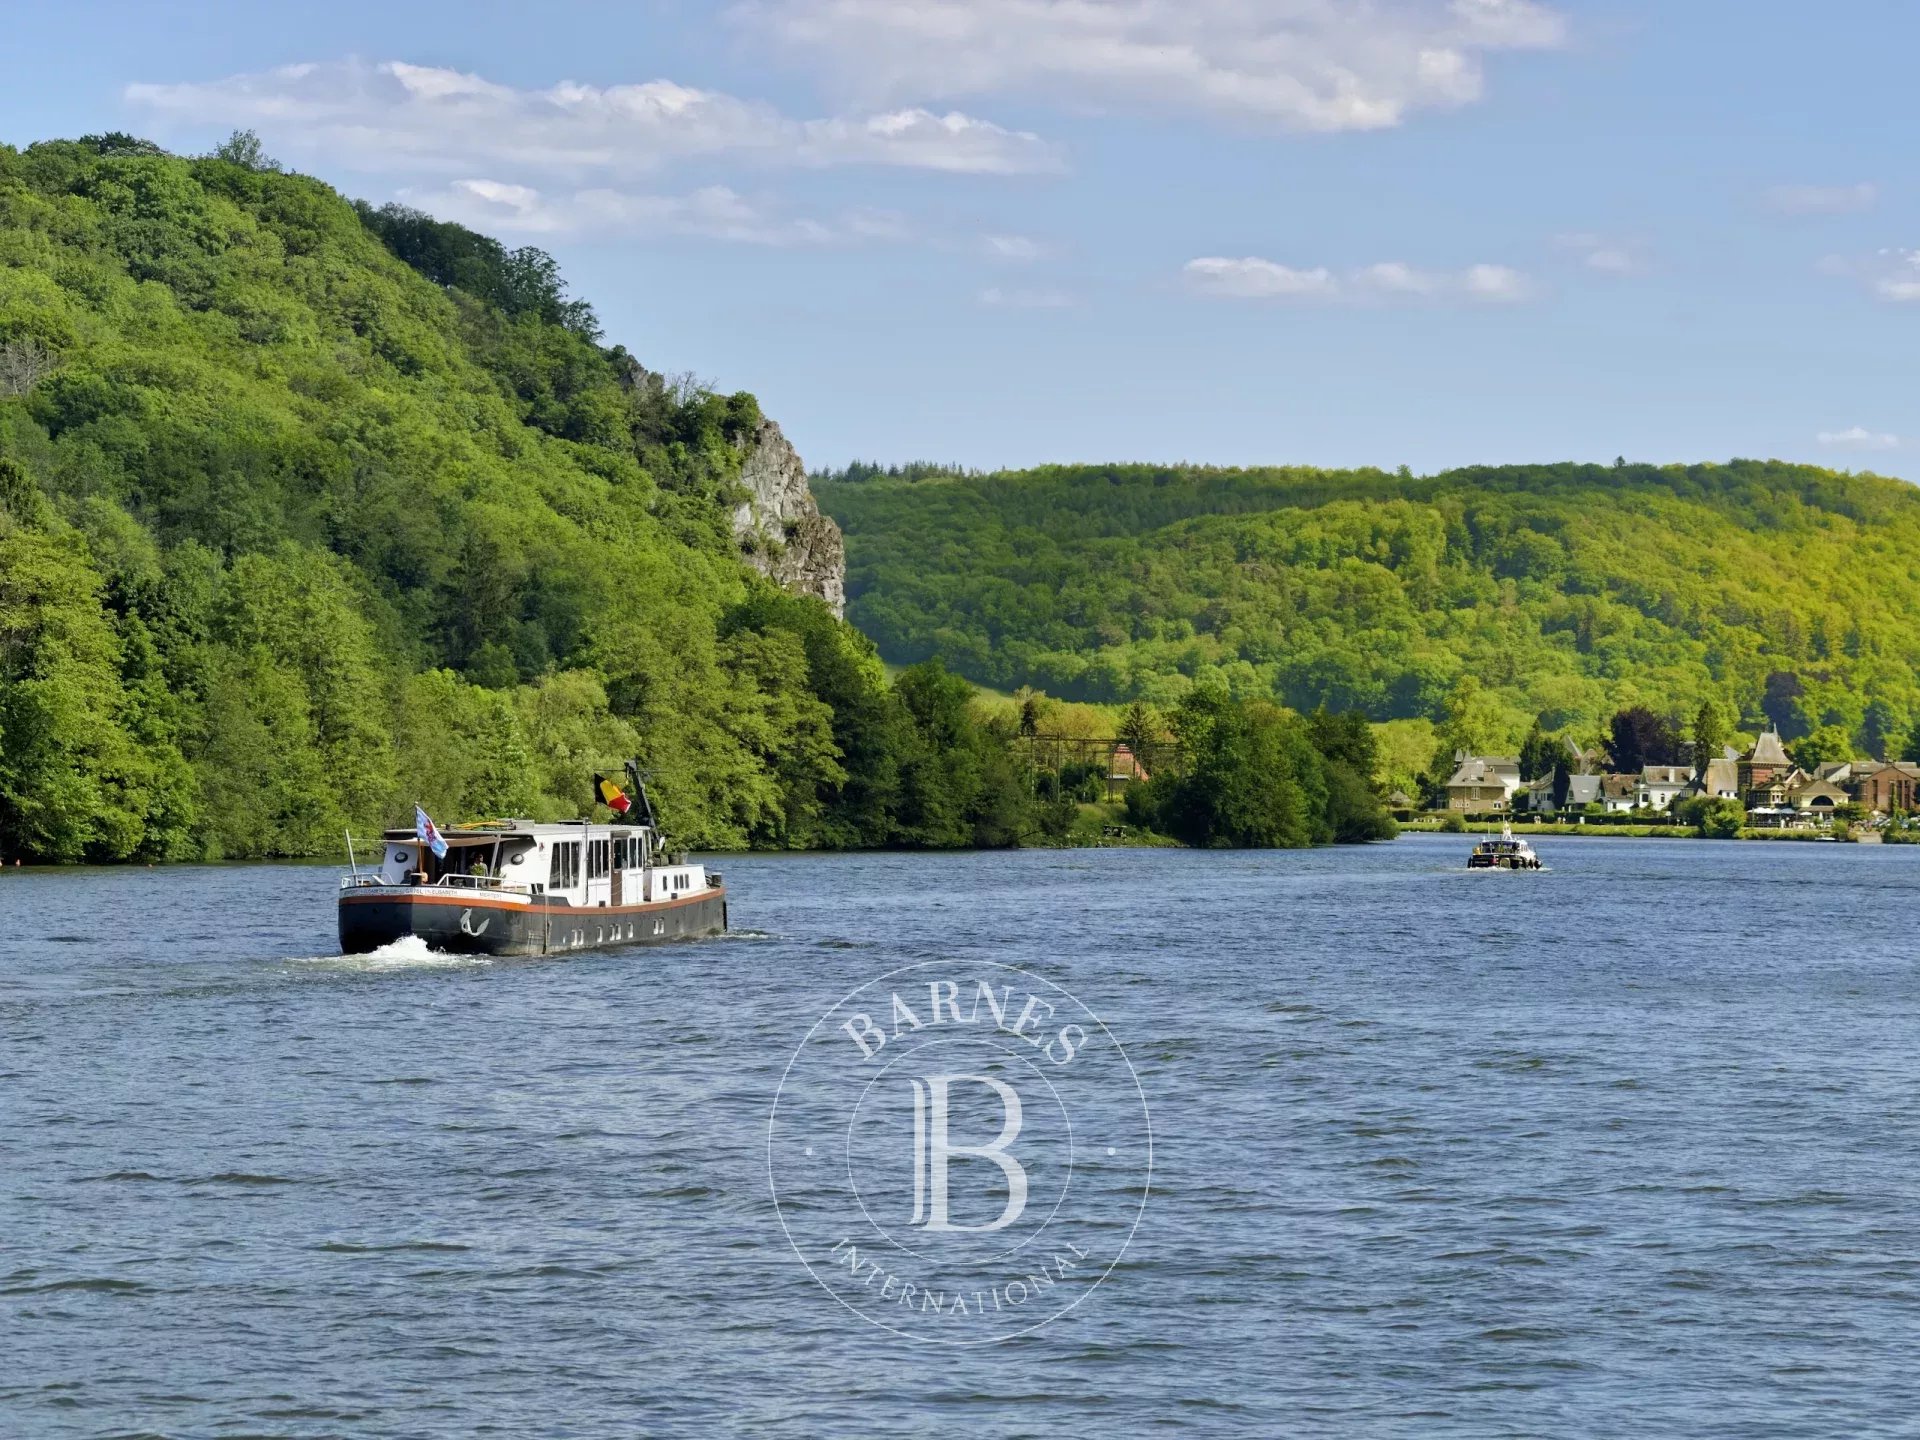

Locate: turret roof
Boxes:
[1744,728,1791,766]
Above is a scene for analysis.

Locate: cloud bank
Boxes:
[738,0,1567,131]
[127,59,1061,179]
[1816,426,1901,452]
[1185,255,1533,303]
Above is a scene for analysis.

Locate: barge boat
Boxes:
[339,815,726,957]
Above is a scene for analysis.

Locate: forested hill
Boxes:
[814,460,1920,749]
[0,133,890,861]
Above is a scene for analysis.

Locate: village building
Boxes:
[1851,762,1920,814]
[1445,755,1521,812]
[1788,778,1850,816]
[1812,760,1873,786]
[1563,774,1603,810]
[1638,765,1694,811]
[1737,727,1793,798]
[1516,771,1605,813]
[1680,755,1740,803]
[1600,774,1640,813]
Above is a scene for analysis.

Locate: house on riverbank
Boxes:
[1445,755,1521,812]
[1853,762,1920,814]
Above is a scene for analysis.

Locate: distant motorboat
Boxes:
[1468,823,1543,871]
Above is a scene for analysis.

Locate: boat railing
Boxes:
[339,873,533,896]
[435,872,532,894]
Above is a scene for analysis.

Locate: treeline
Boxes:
[810,459,982,485]
[1124,692,1396,846]
[0,134,1387,862]
[814,459,1920,756]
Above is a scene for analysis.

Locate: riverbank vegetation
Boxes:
[0,134,1394,862]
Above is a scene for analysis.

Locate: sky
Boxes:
[2,1,1916,479]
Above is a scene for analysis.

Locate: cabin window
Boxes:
[589,839,610,879]
[551,841,581,890]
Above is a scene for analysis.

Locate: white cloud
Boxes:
[1765,182,1878,216]
[983,233,1045,262]
[1355,261,1440,296]
[1820,248,1920,303]
[405,178,910,245]
[740,0,1567,132]
[1816,426,1902,452]
[126,58,1061,178]
[978,285,1073,308]
[1185,255,1532,304]
[1555,231,1642,275]
[1185,257,1339,299]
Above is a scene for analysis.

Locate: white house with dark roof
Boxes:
[1600,774,1640,813]
[1638,765,1695,811]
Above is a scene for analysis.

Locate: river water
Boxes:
[3,834,1918,1437]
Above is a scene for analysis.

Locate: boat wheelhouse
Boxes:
[338,819,726,956]
[1467,824,1542,871]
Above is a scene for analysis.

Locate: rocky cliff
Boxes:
[731,418,847,617]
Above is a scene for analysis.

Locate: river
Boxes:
[3,834,1917,1437]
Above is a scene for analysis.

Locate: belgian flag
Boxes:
[594,773,633,815]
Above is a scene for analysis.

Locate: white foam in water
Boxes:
[292,935,492,971]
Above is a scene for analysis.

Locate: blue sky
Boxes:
[3,1,1915,479]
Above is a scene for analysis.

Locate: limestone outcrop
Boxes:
[730,418,846,617]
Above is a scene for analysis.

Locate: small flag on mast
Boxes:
[594,774,634,815]
[415,805,448,859]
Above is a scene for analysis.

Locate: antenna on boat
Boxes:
[344,828,360,879]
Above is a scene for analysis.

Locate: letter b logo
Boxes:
[907,1074,1028,1233]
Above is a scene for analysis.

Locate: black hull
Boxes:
[338,889,728,957]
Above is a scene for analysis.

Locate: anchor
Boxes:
[459,907,491,937]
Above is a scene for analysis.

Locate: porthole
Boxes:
[393,849,411,864]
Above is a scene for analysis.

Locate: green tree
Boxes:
[1132,688,1326,848]
[1606,706,1681,773]
[1519,718,1557,782]
[1790,724,1856,770]
[1118,699,1158,756]
[1690,698,1729,775]
[0,526,148,860]
[209,129,278,172]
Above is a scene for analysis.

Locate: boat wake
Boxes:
[292,936,493,972]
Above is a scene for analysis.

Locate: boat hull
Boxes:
[338,886,728,957]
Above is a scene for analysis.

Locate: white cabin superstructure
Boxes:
[372,821,707,907]
[341,817,727,956]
